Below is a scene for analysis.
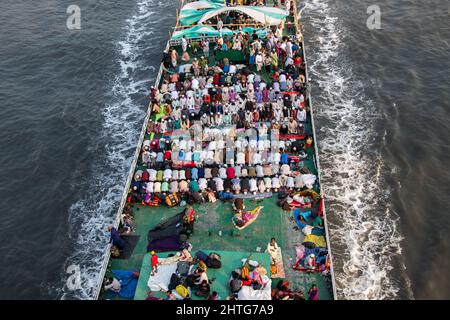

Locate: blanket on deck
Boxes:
[146,259,191,299]
[303,234,327,248]
[147,212,186,252]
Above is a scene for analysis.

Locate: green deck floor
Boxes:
[104,195,332,300]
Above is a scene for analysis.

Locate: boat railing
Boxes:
[293,0,338,300]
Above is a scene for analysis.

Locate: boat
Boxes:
[95,0,337,300]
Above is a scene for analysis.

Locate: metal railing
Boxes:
[294,0,339,300]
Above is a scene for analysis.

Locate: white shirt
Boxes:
[281,164,291,175]
[253,152,262,165]
[297,109,307,122]
[198,178,207,190]
[219,167,227,179]
[182,38,188,51]
[249,178,258,192]
[191,78,199,90]
[163,169,172,180]
[236,152,245,164]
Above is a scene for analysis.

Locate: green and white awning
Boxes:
[171,25,269,41]
[179,1,288,26]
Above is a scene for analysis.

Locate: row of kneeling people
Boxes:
[134,163,305,182]
[131,174,317,194]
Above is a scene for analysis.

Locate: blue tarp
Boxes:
[112,270,138,299]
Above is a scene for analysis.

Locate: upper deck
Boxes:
[98,0,336,301]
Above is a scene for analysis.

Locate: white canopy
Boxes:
[198,6,288,26]
[179,2,288,26]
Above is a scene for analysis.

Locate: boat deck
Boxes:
[104,192,333,299]
[99,0,335,301]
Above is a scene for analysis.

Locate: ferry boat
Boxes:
[95,0,337,300]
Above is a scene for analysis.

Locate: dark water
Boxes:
[0,0,448,299]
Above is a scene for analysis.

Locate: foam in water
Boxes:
[60,0,160,299]
[301,0,408,299]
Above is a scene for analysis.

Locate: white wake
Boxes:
[301,0,408,299]
[60,0,170,299]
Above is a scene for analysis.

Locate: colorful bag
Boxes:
[241,266,249,279]
[270,264,278,275]
[165,193,180,207]
[176,284,189,298]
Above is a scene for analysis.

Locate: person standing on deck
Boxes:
[270,49,278,72]
[201,38,209,58]
[170,48,178,68]
[182,36,188,53]
[255,51,264,72]
[150,251,159,276]
[217,17,223,37]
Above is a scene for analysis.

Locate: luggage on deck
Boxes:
[191,190,203,203]
[165,193,180,207]
[176,284,189,298]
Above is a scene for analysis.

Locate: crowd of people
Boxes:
[103,1,328,301]
[127,7,318,209]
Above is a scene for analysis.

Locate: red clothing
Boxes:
[185,208,195,223]
[226,167,235,179]
[164,151,171,160]
[151,254,159,267]
[213,74,220,85]
[294,56,302,66]
[242,279,252,286]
